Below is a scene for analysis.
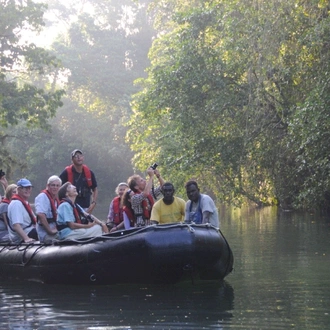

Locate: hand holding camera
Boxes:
[150,163,158,170]
[149,163,162,180]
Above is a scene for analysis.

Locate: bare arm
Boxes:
[142,168,155,197]
[110,221,124,232]
[87,187,98,213]
[154,169,165,187]
[67,221,97,229]
[76,207,109,233]
[13,223,34,243]
[202,211,212,224]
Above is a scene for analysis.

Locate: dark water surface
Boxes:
[1,206,329,329]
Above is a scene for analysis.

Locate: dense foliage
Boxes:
[1,0,154,202]
[1,0,330,211]
[0,0,64,176]
[129,0,330,210]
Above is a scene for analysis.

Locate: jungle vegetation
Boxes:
[1,0,330,211]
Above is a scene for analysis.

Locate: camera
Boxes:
[86,214,94,223]
[0,169,5,177]
[150,163,158,170]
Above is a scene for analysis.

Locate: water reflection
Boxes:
[221,206,330,329]
[0,280,234,329]
[2,206,330,329]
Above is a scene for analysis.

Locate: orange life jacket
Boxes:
[65,164,93,188]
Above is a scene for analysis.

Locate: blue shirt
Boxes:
[56,202,75,239]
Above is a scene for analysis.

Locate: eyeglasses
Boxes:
[49,184,60,187]
[73,154,83,159]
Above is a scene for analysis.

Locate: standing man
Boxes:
[127,166,165,226]
[8,178,38,243]
[59,149,98,214]
[184,180,220,228]
[35,175,62,243]
[150,182,185,224]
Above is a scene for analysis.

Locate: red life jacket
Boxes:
[123,205,135,227]
[65,164,93,188]
[41,189,60,221]
[60,198,81,224]
[123,190,155,227]
[11,194,36,225]
[56,198,82,232]
[144,193,154,219]
[112,196,123,225]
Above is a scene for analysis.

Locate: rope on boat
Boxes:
[21,244,45,266]
[0,223,220,248]
[51,222,218,246]
[188,224,195,233]
[0,241,49,266]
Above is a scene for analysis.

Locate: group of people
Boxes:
[106,166,220,232]
[0,149,219,245]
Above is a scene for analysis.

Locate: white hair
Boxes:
[47,175,62,185]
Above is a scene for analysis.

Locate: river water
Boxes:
[0,206,329,329]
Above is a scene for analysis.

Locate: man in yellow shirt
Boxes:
[150,182,185,224]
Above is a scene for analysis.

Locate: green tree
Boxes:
[6,0,156,202]
[0,0,64,177]
[0,0,64,128]
[129,0,330,210]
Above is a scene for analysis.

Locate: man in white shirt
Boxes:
[8,178,38,243]
[35,175,62,243]
[184,180,220,228]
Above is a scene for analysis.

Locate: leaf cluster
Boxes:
[129,0,330,210]
[0,0,64,130]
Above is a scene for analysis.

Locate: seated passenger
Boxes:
[150,182,185,224]
[184,180,220,228]
[0,184,17,242]
[122,189,135,229]
[35,175,61,243]
[127,166,164,227]
[56,182,107,240]
[106,182,128,232]
[8,178,38,243]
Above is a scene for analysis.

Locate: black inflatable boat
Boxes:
[0,223,233,285]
